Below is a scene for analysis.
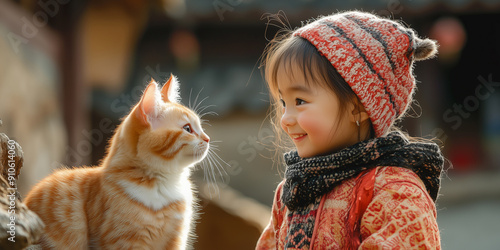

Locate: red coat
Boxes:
[256,167,441,249]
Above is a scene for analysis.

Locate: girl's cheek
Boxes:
[298,114,323,137]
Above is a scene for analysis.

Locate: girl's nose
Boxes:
[281,109,296,127]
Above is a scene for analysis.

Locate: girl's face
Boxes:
[277,63,359,158]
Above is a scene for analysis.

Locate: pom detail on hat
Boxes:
[414,38,439,61]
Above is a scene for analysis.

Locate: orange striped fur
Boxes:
[25,75,210,249]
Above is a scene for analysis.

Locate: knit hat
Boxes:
[293,11,438,137]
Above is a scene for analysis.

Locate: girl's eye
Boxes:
[183,124,193,133]
[296,98,307,105]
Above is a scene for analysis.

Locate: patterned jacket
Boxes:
[256,167,441,249]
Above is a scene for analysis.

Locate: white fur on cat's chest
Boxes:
[118,176,192,211]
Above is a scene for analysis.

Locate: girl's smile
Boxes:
[290,133,307,141]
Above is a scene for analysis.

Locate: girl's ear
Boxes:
[136,80,160,125]
[161,74,181,103]
[349,100,370,124]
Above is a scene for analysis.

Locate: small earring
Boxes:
[356,121,360,127]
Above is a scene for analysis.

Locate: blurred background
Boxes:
[1,0,499,249]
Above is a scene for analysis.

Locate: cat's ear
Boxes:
[160,74,181,103]
[137,80,160,125]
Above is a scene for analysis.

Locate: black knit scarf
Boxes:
[282,132,444,249]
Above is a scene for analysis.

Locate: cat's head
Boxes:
[120,75,209,173]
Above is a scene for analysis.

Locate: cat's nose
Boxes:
[202,134,210,143]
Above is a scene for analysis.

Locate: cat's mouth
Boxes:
[185,145,209,159]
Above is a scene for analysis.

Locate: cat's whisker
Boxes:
[198,109,217,121]
[199,111,219,120]
[190,87,203,111]
[188,88,194,110]
[206,152,228,190]
[204,155,226,195]
[199,118,211,125]
[196,103,216,112]
[188,89,219,122]
[208,161,220,198]
[201,162,211,191]
[208,158,225,189]
[213,165,229,187]
[202,162,210,184]
[202,164,215,198]
[193,96,210,114]
[207,155,219,184]
[192,87,205,111]
[196,104,216,114]
[209,149,230,171]
[200,152,213,175]
[204,156,220,199]
[196,139,232,199]
[206,142,229,174]
[200,120,212,127]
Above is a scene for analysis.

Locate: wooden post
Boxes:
[0,133,44,249]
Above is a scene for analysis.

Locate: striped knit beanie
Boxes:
[293,11,438,137]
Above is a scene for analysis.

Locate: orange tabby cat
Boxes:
[25,75,210,249]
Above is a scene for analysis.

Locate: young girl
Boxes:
[256,11,444,249]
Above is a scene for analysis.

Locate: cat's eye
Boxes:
[183,124,193,133]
